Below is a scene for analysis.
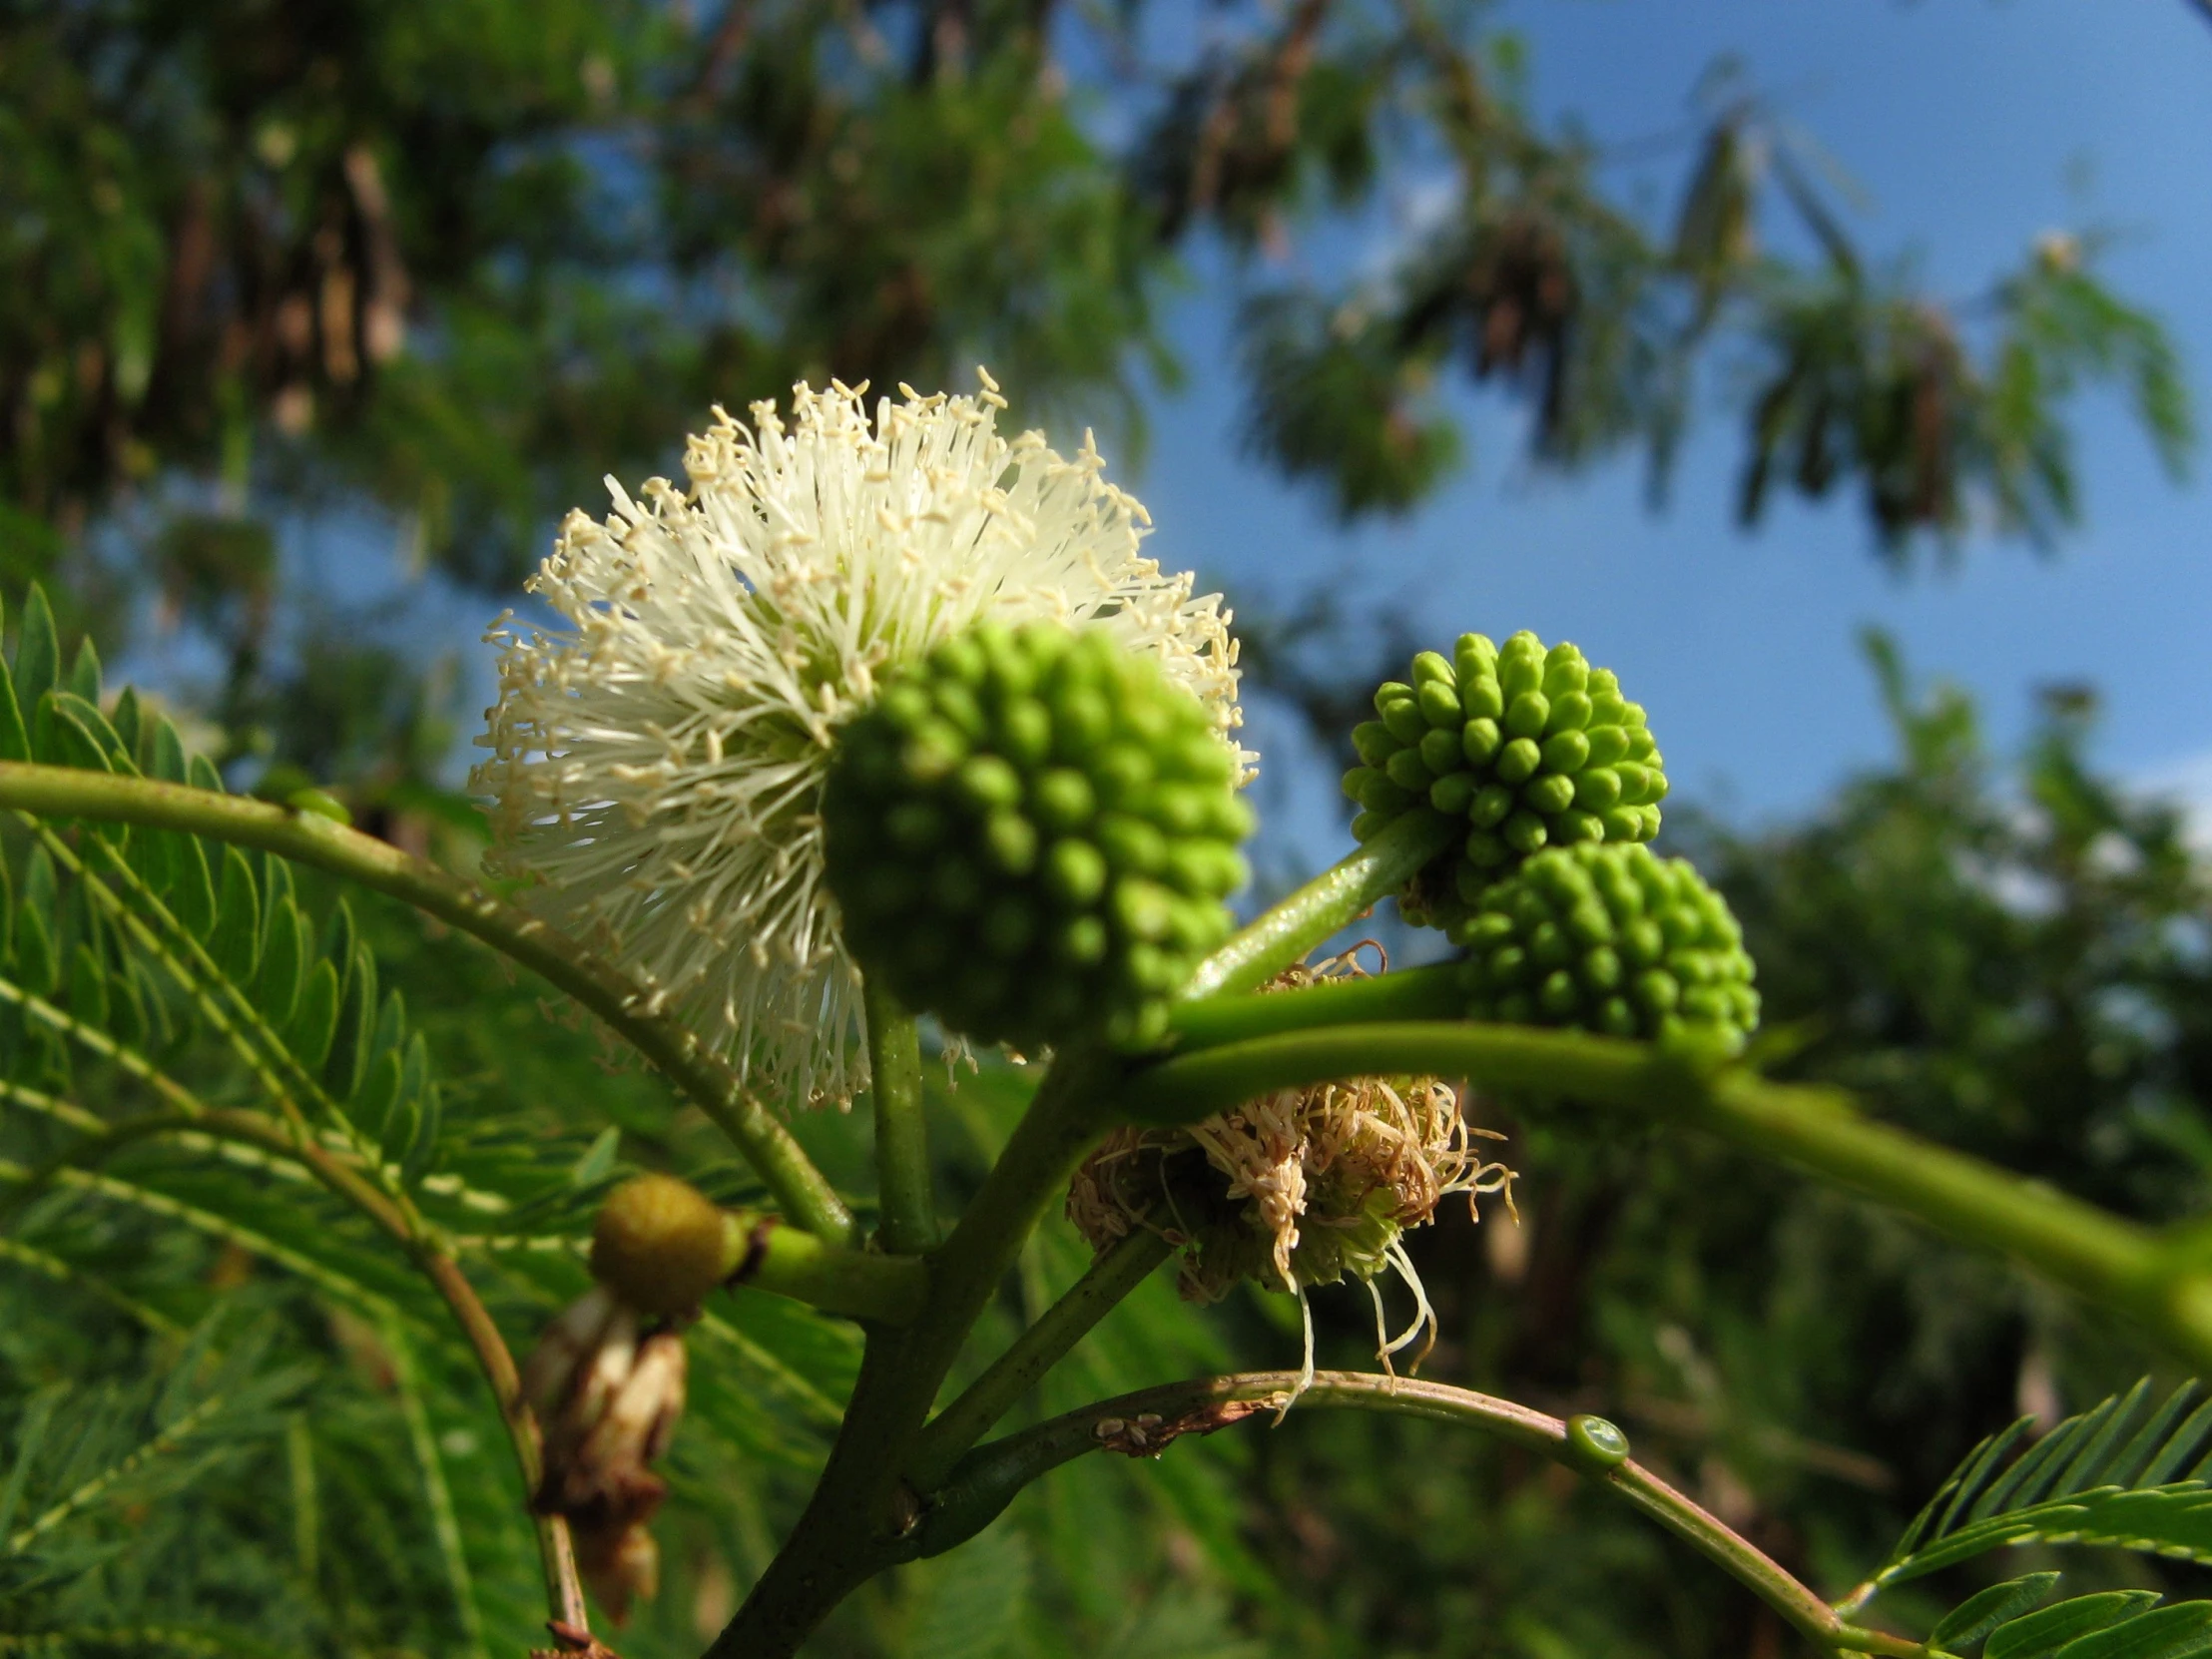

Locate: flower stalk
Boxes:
[1179,808,1458,1000]
[863,982,935,1254]
[906,1226,1174,1489]
[919,1372,1925,1656]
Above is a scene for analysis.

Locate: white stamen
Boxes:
[474,374,1253,1106]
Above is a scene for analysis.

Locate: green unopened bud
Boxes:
[591,1173,732,1317]
[826,623,1250,1052]
[1448,843,1757,1053]
[1349,631,1669,930]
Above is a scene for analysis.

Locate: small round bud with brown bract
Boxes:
[591,1174,731,1318]
[1068,948,1516,1374]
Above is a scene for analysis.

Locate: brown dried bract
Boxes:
[533,1619,625,1659]
[1091,1396,1281,1457]
[520,1287,690,1622]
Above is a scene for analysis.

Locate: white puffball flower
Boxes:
[472,372,1250,1108]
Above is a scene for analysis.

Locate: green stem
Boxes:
[706,1328,918,1658]
[1179,810,1456,1000]
[1167,961,1461,1048]
[0,763,854,1245]
[708,1055,1119,1659]
[714,1207,931,1324]
[907,1227,1173,1489]
[864,980,935,1254]
[918,1372,1923,1656]
[1123,1020,2191,1368]
[880,1057,1116,1453]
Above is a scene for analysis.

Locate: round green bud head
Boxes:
[1448,843,1758,1053]
[825,623,1248,1053]
[592,1173,730,1317]
[1348,631,1669,930]
[1564,1413,1631,1471]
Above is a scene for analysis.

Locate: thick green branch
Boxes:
[1124,1020,2194,1368]
[919,1373,1921,1656]
[716,1207,930,1325]
[907,1227,1173,1489]
[1168,960,1461,1049]
[863,981,935,1254]
[1180,809,1455,1000]
[709,1056,1118,1659]
[0,763,853,1245]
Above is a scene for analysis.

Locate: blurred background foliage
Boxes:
[1,2,2208,1656]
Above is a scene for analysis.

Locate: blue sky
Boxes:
[135,3,2209,868]
[1122,0,2212,864]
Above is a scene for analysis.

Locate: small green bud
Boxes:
[984,810,1037,874]
[1046,838,1108,905]
[1525,773,1576,815]
[1382,698,1427,744]
[1410,650,1454,688]
[1541,730,1591,774]
[1430,773,1476,816]
[1417,680,1462,729]
[1385,748,1432,791]
[1495,738,1542,785]
[1418,727,1461,777]
[1035,768,1096,830]
[1454,632,1497,677]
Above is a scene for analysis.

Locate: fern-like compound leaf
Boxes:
[1870,1381,2212,1595]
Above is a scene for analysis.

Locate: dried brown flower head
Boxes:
[521,1286,689,1622]
[1068,946,1515,1374]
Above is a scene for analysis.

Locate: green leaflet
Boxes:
[1931,1574,2060,1651]
[65,636,100,705]
[2043,1602,2212,1659]
[254,895,305,1028]
[12,584,59,711]
[0,595,29,765]
[1873,1382,2212,1591]
[1986,1594,2166,1659]
[208,848,261,985]
[12,899,55,1000]
[287,960,339,1074]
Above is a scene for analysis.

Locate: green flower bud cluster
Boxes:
[1343,631,1666,928]
[1450,842,1759,1053]
[824,622,1252,1053]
